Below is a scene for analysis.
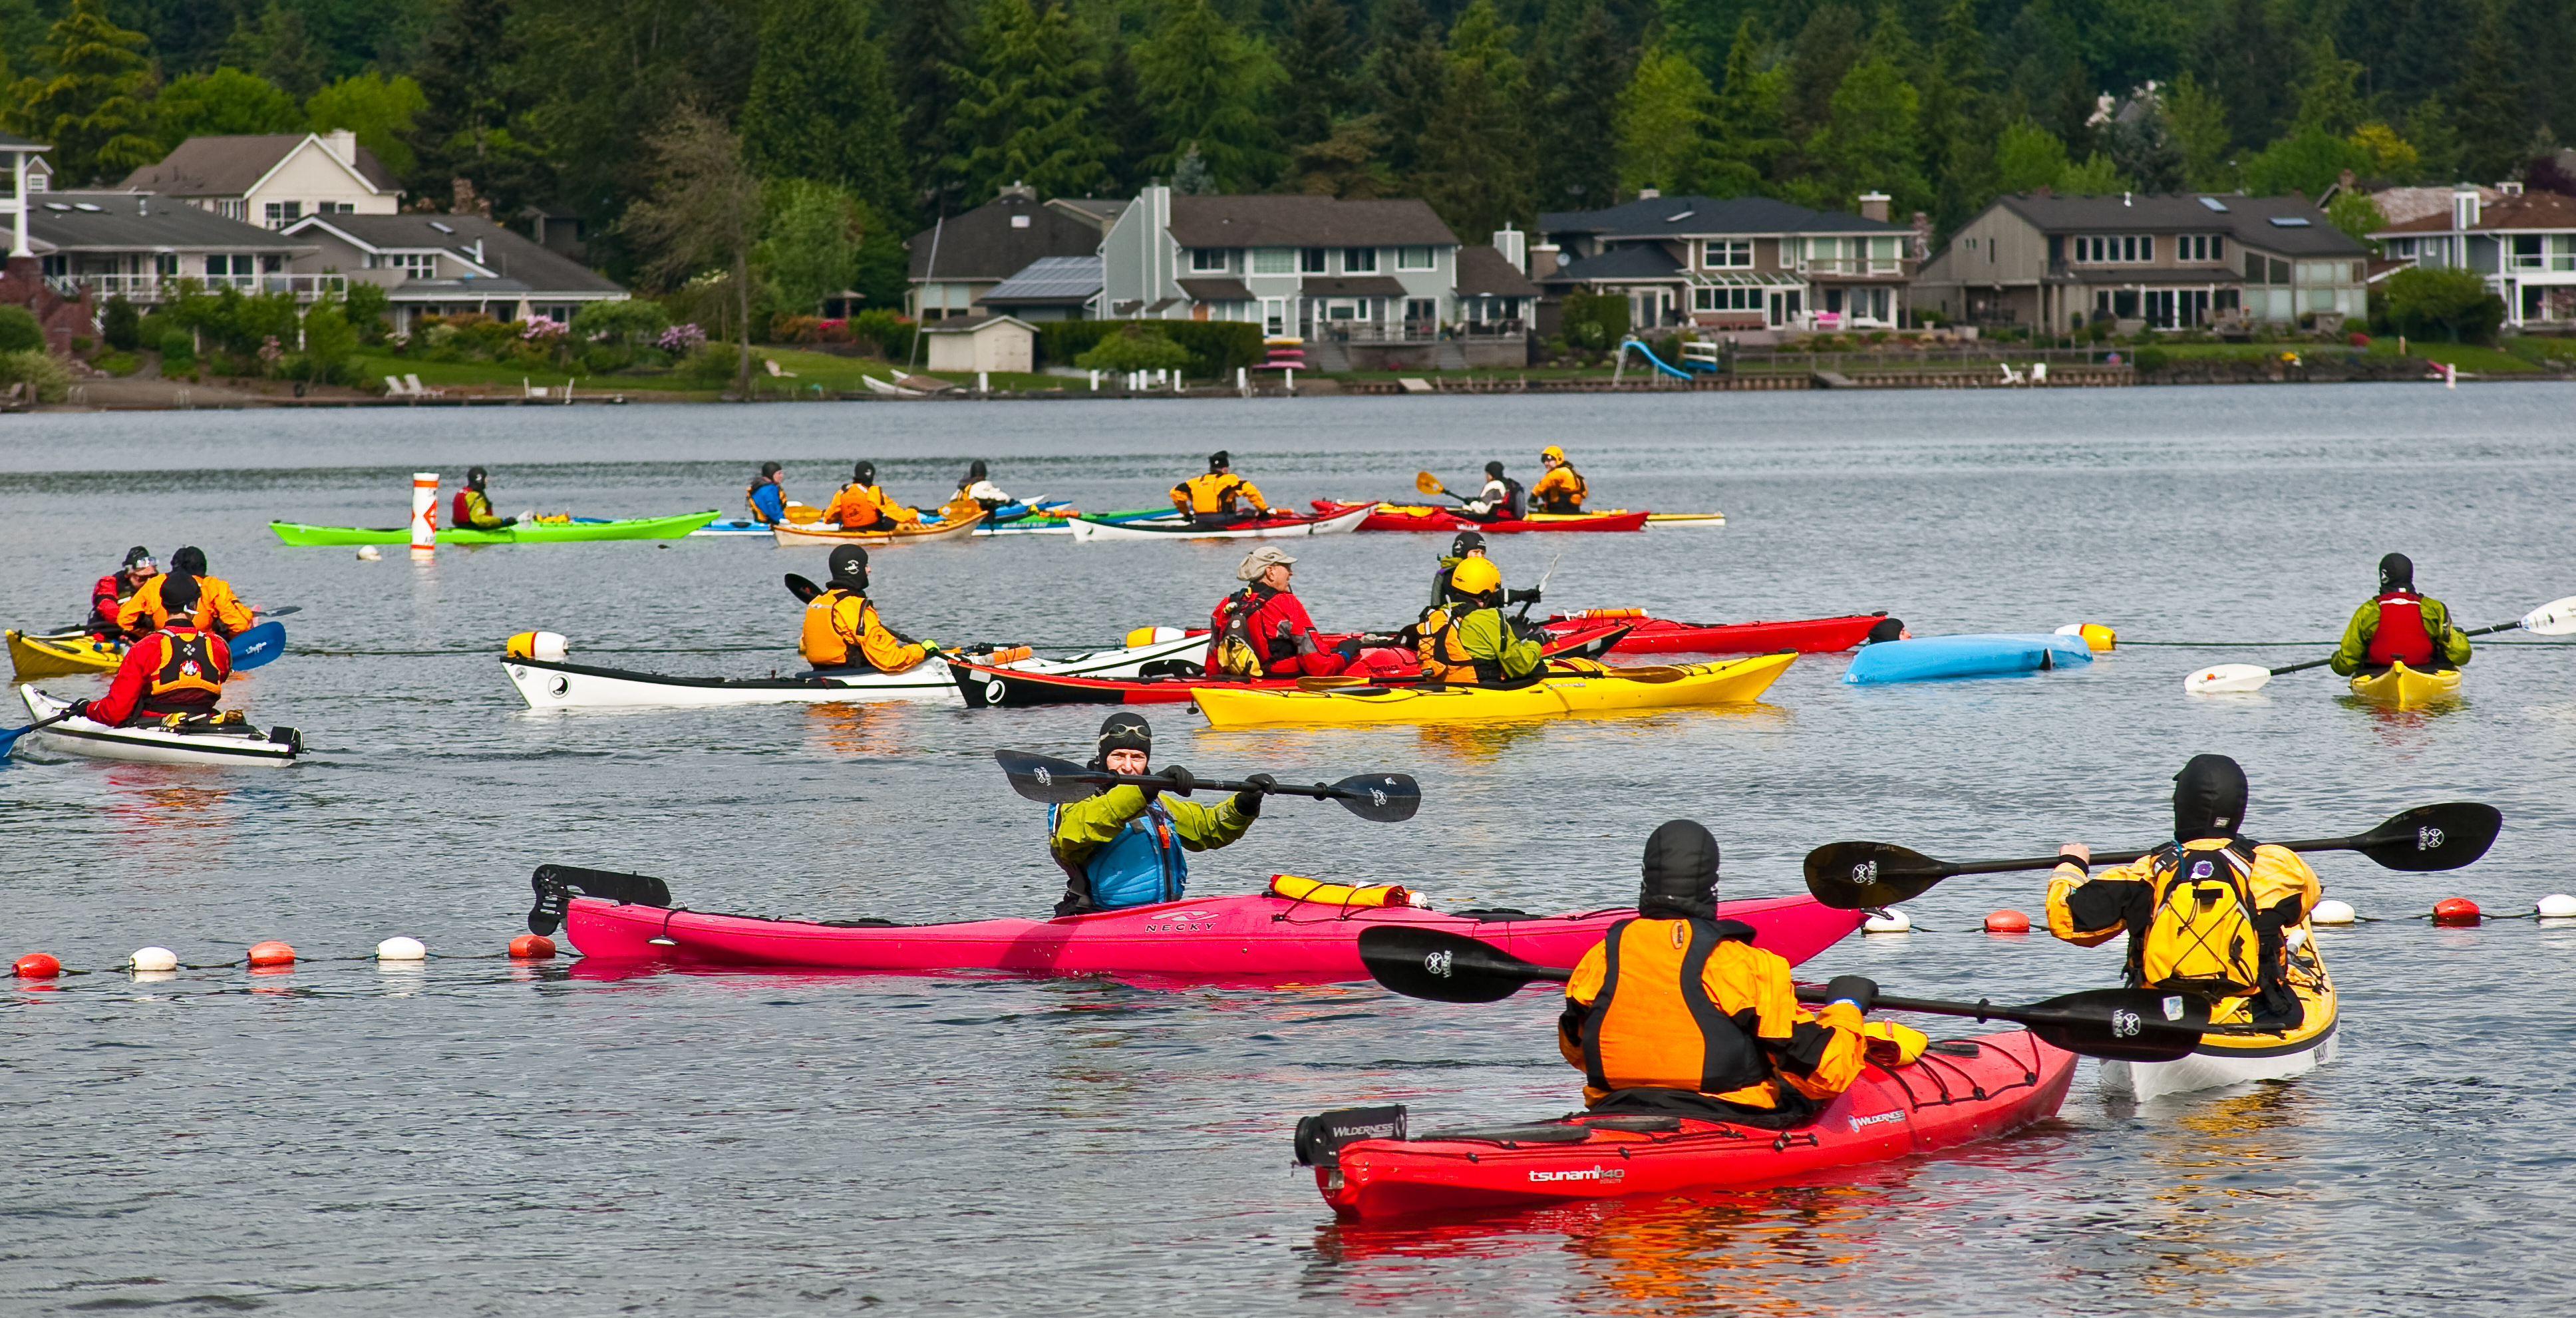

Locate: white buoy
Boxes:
[2312,899,2357,925]
[2537,894,2576,919]
[376,936,427,961]
[356,545,382,560]
[1863,908,1913,933]
[410,472,438,560]
[129,946,178,972]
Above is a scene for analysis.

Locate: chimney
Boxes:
[1858,192,1890,223]
[1491,225,1526,271]
[323,129,358,166]
[2454,183,2480,230]
[999,179,1037,202]
[1530,244,1560,280]
[1638,187,1660,200]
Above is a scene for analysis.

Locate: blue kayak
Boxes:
[1842,633,2094,685]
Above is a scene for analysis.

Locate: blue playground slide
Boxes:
[1618,338,1704,379]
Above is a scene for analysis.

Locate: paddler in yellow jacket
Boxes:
[822,461,923,530]
[1170,450,1269,528]
[2046,754,2321,1028]
[2330,552,2473,677]
[1048,713,1268,915]
[1560,820,1924,1124]
[1414,556,1543,683]
[118,546,256,639]
[798,546,939,672]
[1532,446,1587,514]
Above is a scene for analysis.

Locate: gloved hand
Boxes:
[66,698,90,720]
[1506,587,1542,605]
[1824,975,1879,1013]
[919,639,944,656]
[1232,772,1276,816]
[1160,764,1195,796]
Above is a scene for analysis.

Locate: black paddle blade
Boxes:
[994,749,1100,804]
[785,573,823,603]
[1357,926,1570,1004]
[2350,802,2501,872]
[2016,988,2211,1063]
[1327,773,1420,823]
[1802,841,1953,909]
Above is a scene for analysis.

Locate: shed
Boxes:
[921,313,1035,373]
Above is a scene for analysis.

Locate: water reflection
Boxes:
[800,699,928,756]
[102,770,236,856]
[2125,1084,2319,1299]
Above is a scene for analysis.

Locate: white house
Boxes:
[2370,184,2576,328]
[282,212,627,330]
[120,132,403,228]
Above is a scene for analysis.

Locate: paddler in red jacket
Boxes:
[74,576,238,727]
[452,466,518,530]
[1208,547,1413,679]
[1558,820,1924,1125]
[89,546,158,635]
[2331,553,2472,676]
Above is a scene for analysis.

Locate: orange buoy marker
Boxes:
[14,952,62,978]
[246,940,296,966]
[1985,909,2032,933]
[508,934,557,959]
[2432,898,2481,926]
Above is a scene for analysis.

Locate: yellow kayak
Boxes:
[2347,659,2460,707]
[1192,653,1794,727]
[2100,930,2336,1101]
[1526,508,1726,528]
[8,629,124,681]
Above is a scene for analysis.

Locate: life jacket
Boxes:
[745,480,780,522]
[1050,797,1186,912]
[1577,917,1775,1103]
[1537,464,1587,513]
[2366,590,2436,667]
[797,587,876,667]
[1416,605,1502,683]
[2138,843,2264,997]
[1211,585,1279,677]
[1180,472,1254,515]
[144,628,224,709]
[452,488,504,528]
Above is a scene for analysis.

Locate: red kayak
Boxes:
[1311,500,1651,534]
[1304,1029,2074,1220]
[544,872,1863,983]
[1539,610,1887,655]
[948,621,1631,707]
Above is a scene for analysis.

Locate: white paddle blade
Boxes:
[2184,663,2273,694]
[2519,595,2576,636]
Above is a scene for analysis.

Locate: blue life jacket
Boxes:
[1050,798,1187,912]
[750,482,787,522]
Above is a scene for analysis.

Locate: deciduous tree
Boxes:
[621,106,764,399]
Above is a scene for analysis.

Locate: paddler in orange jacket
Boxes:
[117,546,256,639]
[2330,553,2472,677]
[2045,754,2322,1027]
[73,575,238,727]
[822,461,924,530]
[89,546,159,635]
[1559,820,1925,1125]
[1532,446,1587,514]
[798,546,939,672]
[1171,450,1269,528]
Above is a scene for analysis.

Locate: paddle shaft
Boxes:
[0,709,77,754]
[2257,603,2556,676]
[1053,768,1363,803]
[1929,828,2384,878]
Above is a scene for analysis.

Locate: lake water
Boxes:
[5,385,2573,1315]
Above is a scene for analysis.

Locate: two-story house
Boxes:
[1535,193,1917,333]
[1915,191,2369,333]
[119,131,403,228]
[29,190,326,303]
[907,184,1108,321]
[282,212,628,331]
[2370,184,2576,329]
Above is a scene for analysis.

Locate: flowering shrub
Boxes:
[522,316,567,340]
[658,323,707,353]
[816,317,851,343]
[257,335,285,376]
[770,314,821,343]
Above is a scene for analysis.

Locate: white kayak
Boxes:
[502,629,1211,709]
[17,687,302,766]
[1066,504,1370,542]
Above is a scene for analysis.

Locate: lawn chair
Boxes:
[2030,362,2048,385]
[1999,363,2026,385]
[764,359,798,378]
[384,375,411,396]
[404,373,447,397]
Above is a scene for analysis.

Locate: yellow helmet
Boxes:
[1540,445,1565,461]
[1449,556,1503,595]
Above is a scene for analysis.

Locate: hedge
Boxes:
[1035,319,1264,378]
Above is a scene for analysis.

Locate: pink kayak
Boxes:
[538,870,1863,981]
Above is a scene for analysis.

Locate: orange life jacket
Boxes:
[1414,607,1500,683]
[2366,591,2435,666]
[145,628,225,707]
[798,588,875,667]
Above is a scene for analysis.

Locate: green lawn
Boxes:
[359,349,1077,397]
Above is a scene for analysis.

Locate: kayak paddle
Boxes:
[229,621,287,671]
[786,573,823,603]
[1412,471,1473,506]
[0,708,79,758]
[1355,926,2215,1063]
[1802,800,2501,910]
[994,748,1420,823]
[255,605,303,619]
[2185,593,2576,694]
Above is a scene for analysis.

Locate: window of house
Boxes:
[1010,214,1031,228]
[1252,247,1293,274]
[2553,235,2576,271]
[216,200,246,221]
[1299,247,1327,273]
[1343,247,1376,273]
[263,200,302,228]
[2072,235,2152,263]
[1693,287,1760,311]
[2176,234,2223,261]
[154,253,178,277]
[1704,240,1751,268]
[1396,246,1435,270]
[1261,297,1286,334]
[1190,247,1229,273]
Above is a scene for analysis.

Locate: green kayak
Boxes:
[270,510,721,546]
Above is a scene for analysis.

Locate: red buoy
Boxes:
[245,940,296,966]
[13,952,62,978]
[1985,909,2032,933]
[2432,898,2482,925]
[508,934,556,959]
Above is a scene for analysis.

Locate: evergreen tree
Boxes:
[1533,1,1625,212]
[943,0,1112,203]
[1372,0,1448,180]
[2162,71,2234,190]
[1279,113,1396,198]
[1134,0,1281,189]
[1279,0,1360,151]
[1096,41,1159,194]
[1416,0,1535,238]
[1705,17,1786,196]
[2403,98,2464,183]
[1782,4,1861,141]
[409,0,528,204]
[2287,35,2364,137]
[2450,4,2525,183]
[1613,45,1711,196]
[219,1,329,98]
[1920,0,1996,234]
[892,0,971,212]
[2194,0,2297,150]
[5,0,157,184]
[1804,18,1925,216]
[742,0,906,216]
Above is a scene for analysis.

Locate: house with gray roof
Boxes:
[1913,190,2369,333]
[977,255,1102,321]
[908,184,1106,321]
[28,190,325,305]
[281,211,627,331]
[120,132,403,228]
[2368,184,2576,329]
[1536,192,1919,333]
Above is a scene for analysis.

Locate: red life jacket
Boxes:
[2366,591,2435,666]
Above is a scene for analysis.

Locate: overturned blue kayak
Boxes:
[1842,633,2094,685]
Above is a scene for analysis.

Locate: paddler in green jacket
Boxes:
[2330,553,2472,676]
[1048,713,1269,916]
[1413,556,1544,683]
